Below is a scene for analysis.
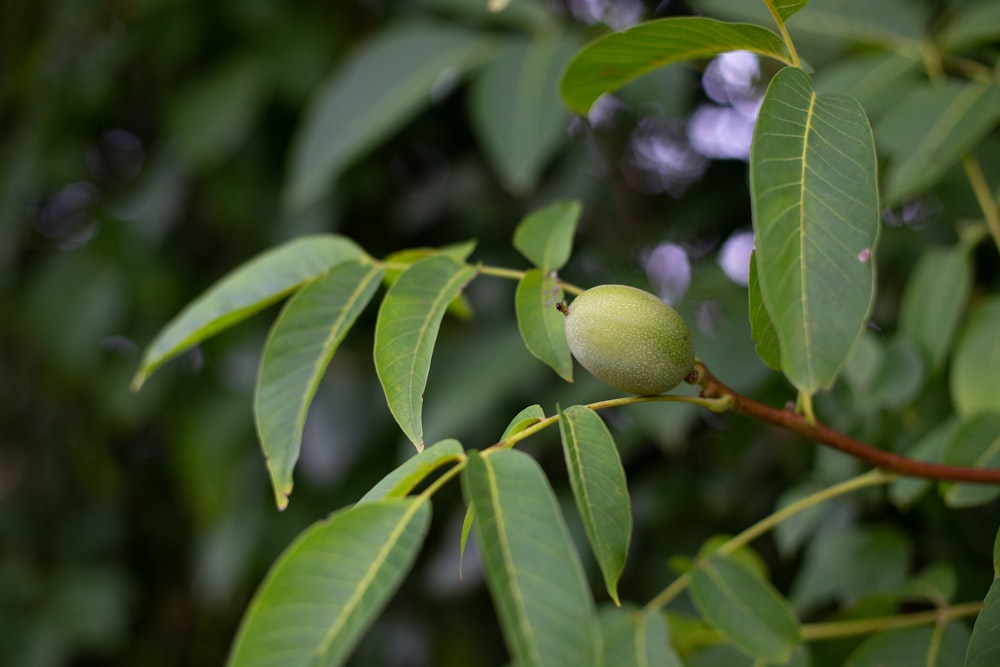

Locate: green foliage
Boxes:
[8,0,1000,665]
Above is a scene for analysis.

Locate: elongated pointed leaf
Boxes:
[844,624,969,667]
[500,404,546,440]
[462,405,547,573]
[359,439,465,504]
[876,81,1000,205]
[750,67,879,394]
[463,449,599,667]
[469,33,579,195]
[599,604,682,667]
[942,413,1000,508]
[559,405,631,605]
[560,17,791,115]
[516,269,573,381]
[256,261,383,510]
[689,553,800,663]
[512,200,580,272]
[374,255,477,449]
[285,22,496,211]
[227,498,431,667]
[950,297,1000,418]
[748,251,781,371]
[133,235,364,388]
[899,246,972,373]
[966,527,1000,667]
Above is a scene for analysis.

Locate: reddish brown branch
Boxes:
[690,361,1000,484]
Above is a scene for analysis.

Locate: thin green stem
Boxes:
[764,2,801,68]
[418,457,467,499]
[800,602,983,641]
[643,469,895,613]
[378,259,585,295]
[717,469,896,557]
[643,573,690,612]
[487,393,732,452]
[961,154,1000,255]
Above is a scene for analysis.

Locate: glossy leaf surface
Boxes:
[463,449,599,667]
[374,255,477,449]
[560,17,791,115]
[133,235,364,388]
[227,498,430,667]
[559,405,631,605]
[256,261,384,509]
[750,67,879,394]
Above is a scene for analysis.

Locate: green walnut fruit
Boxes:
[558,284,695,395]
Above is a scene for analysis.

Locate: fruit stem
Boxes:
[690,360,1000,484]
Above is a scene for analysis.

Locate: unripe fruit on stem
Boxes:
[557,284,695,395]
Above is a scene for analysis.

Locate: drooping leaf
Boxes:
[875,81,1000,206]
[499,404,546,441]
[888,417,959,509]
[899,245,972,373]
[966,526,1000,667]
[256,261,384,509]
[462,449,599,667]
[374,255,477,449]
[598,604,682,667]
[227,498,431,667]
[938,0,1000,52]
[941,412,1000,508]
[689,553,801,663]
[469,32,579,195]
[560,17,792,115]
[748,251,781,371]
[559,405,632,605]
[133,235,365,388]
[512,200,580,272]
[891,562,957,606]
[358,439,466,503]
[516,269,573,381]
[950,297,1000,418]
[843,624,969,667]
[750,66,879,394]
[770,0,809,21]
[284,22,496,211]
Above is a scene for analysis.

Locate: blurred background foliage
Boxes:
[1,0,998,665]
